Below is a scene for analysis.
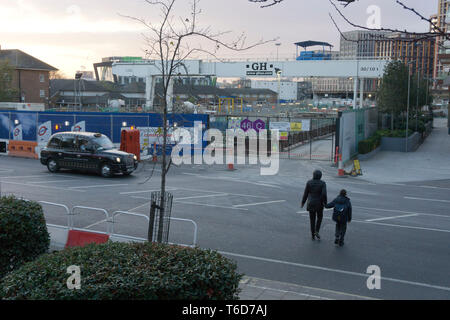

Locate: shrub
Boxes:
[358,135,381,155]
[375,129,413,138]
[0,196,50,278]
[0,242,243,300]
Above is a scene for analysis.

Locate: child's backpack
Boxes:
[333,202,348,222]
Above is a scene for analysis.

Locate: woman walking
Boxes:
[301,170,327,240]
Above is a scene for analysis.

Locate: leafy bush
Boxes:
[0,196,50,278]
[358,134,381,155]
[0,242,243,300]
[375,129,413,138]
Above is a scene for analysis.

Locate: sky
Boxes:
[0,0,437,77]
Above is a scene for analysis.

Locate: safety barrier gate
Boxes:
[37,201,198,248]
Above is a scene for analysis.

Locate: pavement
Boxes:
[238,276,376,300]
[352,118,450,184]
[1,118,450,300]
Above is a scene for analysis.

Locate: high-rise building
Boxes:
[432,0,450,80]
[339,30,389,59]
[374,33,435,78]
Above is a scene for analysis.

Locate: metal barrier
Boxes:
[112,211,198,247]
[111,211,149,243]
[21,200,199,247]
[71,206,112,235]
[168,217,198,247]
[38,201,71,230]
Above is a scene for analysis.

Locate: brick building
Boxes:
[0,48,57,107]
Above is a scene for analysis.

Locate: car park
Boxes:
[40,132,138,177]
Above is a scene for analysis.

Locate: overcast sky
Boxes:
[0,0,437,77]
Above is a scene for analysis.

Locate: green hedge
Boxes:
[0,196,50,278]
[358,135,381,155]
[0,242,243,300]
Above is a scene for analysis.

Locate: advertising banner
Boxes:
[270,122,291,132]
[37,121,52,145]
[71,121,86,132]
[13,124,23,141]
[291,120,311,132]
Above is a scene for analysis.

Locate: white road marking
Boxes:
[381,183,450,191]
[365,214,420,222]
[174,200,249,211]
[0,175,52,179]
[331,180,377,186]
[28,179,84,184]
[233,200,286,208]
[299,215,450,233]
[120,188,177,195]
[128,201,151,212]
[244,284,333,300]
[361,221,450,233]
[0,181,86,192]
[404,196,450,203]
[347,190,379,196]
[175,193,229,200]
[353,206,450,219]
[182,172,282,189]
[219,251,450,292]
[242,277,377,300]
[69,184,129,189]
[84,219,107,229]
[170,186,267,198]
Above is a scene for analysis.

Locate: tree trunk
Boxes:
[157,95,168,243]
[391,111,394,131]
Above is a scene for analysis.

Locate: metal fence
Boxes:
[209,115,337,161]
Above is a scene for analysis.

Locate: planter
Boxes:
[358,145,381,160]
[380,132,421,152]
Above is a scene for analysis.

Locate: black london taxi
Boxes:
[40,132,138,177]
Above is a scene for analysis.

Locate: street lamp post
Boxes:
[416,67,420,132]
[276,69,282,110]
[406,64,411,152]
[275,43,281,61]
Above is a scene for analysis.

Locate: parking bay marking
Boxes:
[404,196,450,203]
[69,184,130,189]
[299,215,450,234]
[0,181,86,192]
[233,200,286,208]
[365,214,420,222]
[353,206,450,219]
[219,251,450,293]
[173,200,249,211]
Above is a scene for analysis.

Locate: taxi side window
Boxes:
[48,137,62,149]
[77,138,91,152]
[60,136,76,151]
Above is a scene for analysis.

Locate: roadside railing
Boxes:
[35,201,198,247]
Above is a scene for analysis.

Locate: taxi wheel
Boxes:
[100,163,112,178]
[47,159,59,173]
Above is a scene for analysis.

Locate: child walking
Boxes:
[325,189,352,246]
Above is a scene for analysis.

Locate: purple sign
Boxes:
[240,119,253,131]
[240,119,266,133]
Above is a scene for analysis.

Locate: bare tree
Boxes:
[249,0,356,8]
[249,0,449,42]
[124,0,275,242]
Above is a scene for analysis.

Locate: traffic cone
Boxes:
[338,154,345,177]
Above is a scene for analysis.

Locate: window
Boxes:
[76,137,91,152]
[40,74,45,83]
[40,90,45,98]
[60,136,76,151]
[47,137,62,149]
